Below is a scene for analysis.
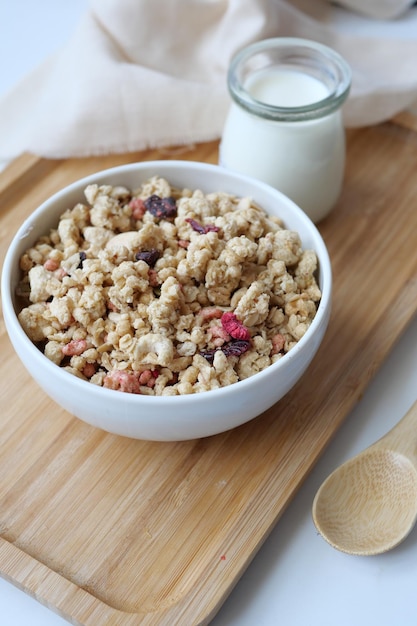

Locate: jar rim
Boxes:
[227,37,352,122]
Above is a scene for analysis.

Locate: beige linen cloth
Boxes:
[1,0,417,161]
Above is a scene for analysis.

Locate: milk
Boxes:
[248,67,329,107]
[220,66,346,223]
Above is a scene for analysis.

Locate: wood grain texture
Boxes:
[0,124,417,625]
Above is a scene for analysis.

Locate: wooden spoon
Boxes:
[312,400,417,555]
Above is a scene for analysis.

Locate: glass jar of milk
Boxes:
[220,38,351,223]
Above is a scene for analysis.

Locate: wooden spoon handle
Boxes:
[373,399,417,464]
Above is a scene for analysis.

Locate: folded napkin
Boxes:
[333,0,415,19]
[1,0,417,161]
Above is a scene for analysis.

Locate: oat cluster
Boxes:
[17,176,321,395]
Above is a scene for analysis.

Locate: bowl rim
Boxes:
[1,159,332,406]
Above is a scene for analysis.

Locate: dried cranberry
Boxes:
[200,339,251,363]
[186,218,219,234]
[135,248,160,267]
[200,348,217,363]
[144,195,177,220]
[221,340,251,357]
[77,251,87,269]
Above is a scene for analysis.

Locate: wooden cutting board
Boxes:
[1,116,417,625]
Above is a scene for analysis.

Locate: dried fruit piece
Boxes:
[200,348,218,363]
[138,369,159,388]
[77,251,87,269]
[200,339,251,363]
[208,324,230,346]
[129,197,146,219]
[221,339,251,357]
[103,370,142,393]
[144,195,177,220]
[271,332,285,354]
[43,258,60,272]
[62,339,87,357]
[221,312,251,341]
[82,362,96,378]
[135,248,160,267]
[198,307,223,321]
[186,218,219,234]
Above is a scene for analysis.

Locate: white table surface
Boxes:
[1,3,417,625]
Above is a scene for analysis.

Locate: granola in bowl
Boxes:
[16,175,321,396]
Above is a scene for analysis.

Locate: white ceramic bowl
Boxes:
[1,160,332,441]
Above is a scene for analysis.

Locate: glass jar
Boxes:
[219,38,351,223]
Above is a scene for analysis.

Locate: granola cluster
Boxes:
[17,176,321,395]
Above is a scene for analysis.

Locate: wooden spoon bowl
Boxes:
[312,401,417,555]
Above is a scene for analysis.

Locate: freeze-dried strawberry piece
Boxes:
[129,197,146,219]
[43,258,60,271]
[144,195,177,220]
[62,339,87,357]
[221,312,251,341]
[198,307,223,321]
[138,369,159,388]
[208,324,230,346]
[103,370,142,393]
[82,362,96,378]
[186,218,219,234]
[271,332,285,354]
[135,248,160,267]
